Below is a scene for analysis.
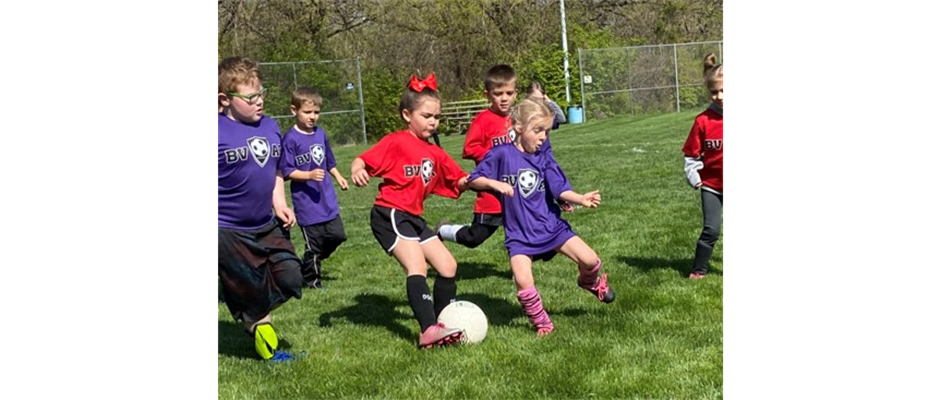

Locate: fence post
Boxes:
[356,57,367,144]
[673,43,680,113]
[578,47,586,123]
[292,62,298,91]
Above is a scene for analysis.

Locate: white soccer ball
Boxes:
[437,300,488,344]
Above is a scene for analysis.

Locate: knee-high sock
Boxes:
[433,276,457,317]
[578,258,602,288]
[406,275,437,332]
[517,286,553,330]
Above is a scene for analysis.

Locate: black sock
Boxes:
[433,276,457,317]
[406,275,436,332]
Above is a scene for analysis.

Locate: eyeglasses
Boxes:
[227,87,267,105]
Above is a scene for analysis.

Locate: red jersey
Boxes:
[462,108,513,214]
[681,106,723,192]
[359,130,468,216]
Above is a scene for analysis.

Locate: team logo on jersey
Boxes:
[705,139,722,151]
[247,136,270,167]
[420,158,434,185]
[404,158,435,186]
[517,168,539,198]
[309,144,325,165]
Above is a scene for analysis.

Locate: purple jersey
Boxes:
[218,114,283,229]
[468,144,575,257]
[279,126,340,226]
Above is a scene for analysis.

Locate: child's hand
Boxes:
[352,169,370,187]
[274,203,296,228]
[336,175,349,190]
[559,201,575,212]
[490,181,515,197]
[309,169,326,181]
[580,190,601,208]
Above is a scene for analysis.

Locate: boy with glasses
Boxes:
[218,56,303,361]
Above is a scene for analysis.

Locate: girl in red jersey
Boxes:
[682,53,723,279]
[350,73,470,349]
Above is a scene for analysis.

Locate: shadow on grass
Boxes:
[616,256,723,277]
[318,293,414,341]
[458,292,589,326]
[453,262,512,281]
[218,320,294,360]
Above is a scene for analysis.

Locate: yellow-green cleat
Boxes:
[254,323,278,360]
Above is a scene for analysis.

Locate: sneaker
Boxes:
[579,273,615,303]
[254,323,279,360]
[536,325,554,337]
[306,279,324,289]
[688,271,706,279]
[417,323,464,349]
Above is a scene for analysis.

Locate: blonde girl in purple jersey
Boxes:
[467,99,615,336]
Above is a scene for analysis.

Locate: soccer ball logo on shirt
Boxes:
[420,158,435,185]
[247,136,270,167]
[518,168,539,198]
[309,144,325,166]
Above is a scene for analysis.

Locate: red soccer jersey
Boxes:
[682,107,723,192]
[359,130,468,216]
[462,108,513,214]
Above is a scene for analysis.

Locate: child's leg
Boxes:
[299,224,325,287]
[557,236,615,303]
[511,255,554,335]
[423,239,458,317]
[691,190,723,277]
[320,216,348,260]
[391,240,437,332]
[437,214,499,248]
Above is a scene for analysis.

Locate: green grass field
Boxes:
[219,110,723,400]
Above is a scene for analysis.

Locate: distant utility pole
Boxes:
[560,0,571,104]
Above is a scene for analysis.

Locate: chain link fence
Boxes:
[260,58,367,145]
[577,41,722,122]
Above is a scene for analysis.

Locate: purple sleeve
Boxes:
[279,132,298,178]
[468,147,500,183]
[324,133,337,170]
[542,154,572,199]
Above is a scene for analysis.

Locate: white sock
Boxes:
[438,224,464,242]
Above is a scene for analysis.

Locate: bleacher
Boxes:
[439,99,490,135]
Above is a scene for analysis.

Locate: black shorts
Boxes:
[471,212,503,227]
[370,205,438,253]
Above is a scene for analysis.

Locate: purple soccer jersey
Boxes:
[468,144,576,257]
[218,114,284,229]
[279,126,341,226]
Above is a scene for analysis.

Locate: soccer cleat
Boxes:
[688,271,706,279]
[417,323,464,349]
[579,273,615,303]
[537,325,554,337]
[254,323,279,360]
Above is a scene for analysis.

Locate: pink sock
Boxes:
[578,258,602,287]
[517,286,553,332]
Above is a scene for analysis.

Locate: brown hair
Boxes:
[218,56,262,98]
[484,64,516,91]
[398,75,441,120]
[703,53,723,87]
[291,86,323,109]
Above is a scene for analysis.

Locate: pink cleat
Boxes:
[579,273,615,303]
[417,323,464,349]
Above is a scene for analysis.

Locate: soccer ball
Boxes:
[437,300,488,344]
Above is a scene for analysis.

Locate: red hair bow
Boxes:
[409,73,438,92]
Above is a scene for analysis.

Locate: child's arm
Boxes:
[558,190,601,209]
[272,172,296,228]
[329,167,349,190]
[350,157,370,187]
[468,176,514,197]
[681,118,705,189]
[287,169,326,182]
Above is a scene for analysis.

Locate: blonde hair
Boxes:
[291,86,323,108]
[703,53,723,87]
[511,98,554,132]
[218,56,262,99]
